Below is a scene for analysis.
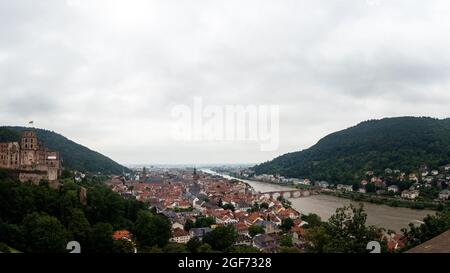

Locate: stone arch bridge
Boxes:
[257,189,320,199]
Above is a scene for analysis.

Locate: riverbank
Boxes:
[322,190,446,211]
[210,171,446,211]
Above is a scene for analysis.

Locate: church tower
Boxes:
[193,167,200,180]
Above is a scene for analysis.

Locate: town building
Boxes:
[189,227,212,240]
[408,173,419,182]
[170,228,191,244]
[254,219,278,234]
[315,181,329,188]
[235,234,252,246]
[290,226,306,246]
[337,184,353,191]
[388,185,399,193]
[401,190,420,200]
[439,190,450,201]
[253,233,277,253]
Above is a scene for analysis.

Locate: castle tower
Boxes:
[19,130,42,168]
[21,130,39,151]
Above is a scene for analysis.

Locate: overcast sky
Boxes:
[1,0,450,165]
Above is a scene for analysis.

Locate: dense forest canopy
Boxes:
[0,126,128,174]
[253,117,450,184]
[0,171,150,253]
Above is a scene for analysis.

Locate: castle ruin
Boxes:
[0,130,61,188]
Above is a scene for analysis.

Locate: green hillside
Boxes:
[0,126,128,174]
[253,117,450,184]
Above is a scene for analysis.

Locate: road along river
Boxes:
[201,169,435,232]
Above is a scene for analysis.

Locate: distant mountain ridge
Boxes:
[0,126,128,174]
[252,117,450,184]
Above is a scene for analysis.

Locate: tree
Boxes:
[260,202,269,210]
[0,242,11,253]
[402,209,450,249]
[0,172,146,253]
[85,185,125,226]
[198,243,213,253]
[279,234,293,247]
[248,224,265,237]
[21,213,68,253]
[61,169,73,179]
[195,216,215,228]
[249,203,260,212]
[0,221,24,251]
[365,183,376,193]
[305,205,386,253]
[203,225,237,251]
[280,218,294,232]
[133,210,171,248]
[301,213,322,228]
[66,208,91,245]
[113,238,135,253]
[279,246,301,253]
[326,205,384,252]
[186,237,202,253]
[86,222,114,253]
[163,242,188,253]
[222,203,235,212]
[184,219,195,231]
[140,245,163,253]
[304,225,332,253]
[227,245,261,253]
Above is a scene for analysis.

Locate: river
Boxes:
[201,169,435,232]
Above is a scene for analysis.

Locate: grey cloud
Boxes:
[1,0,450,164]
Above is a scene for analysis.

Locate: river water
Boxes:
[201,169,434,232]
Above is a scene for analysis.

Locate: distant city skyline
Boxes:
[2,0,450,165]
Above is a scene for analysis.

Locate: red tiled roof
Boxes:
[235,221,249,232]
[172,228,189,237]
[290,226,305,237]
[113,230,131,240]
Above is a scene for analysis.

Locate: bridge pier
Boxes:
[257,189,319,199]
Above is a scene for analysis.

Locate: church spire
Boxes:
[193,166,199,180]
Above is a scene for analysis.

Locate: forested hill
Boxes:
[0,126,128,174]
[253,117,450,184]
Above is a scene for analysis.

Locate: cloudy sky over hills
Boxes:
[1,0,450,165]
